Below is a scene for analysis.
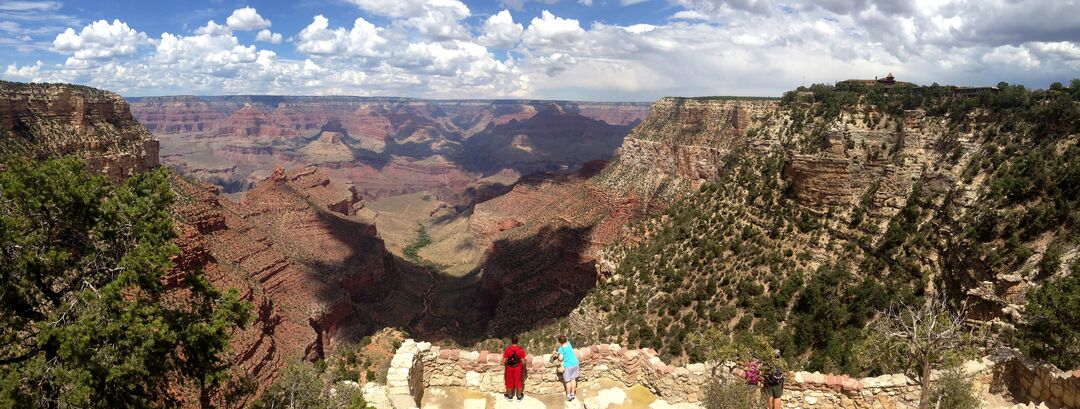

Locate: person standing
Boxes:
[503,336,526,401]
[763,365,785,409]
[553,335,580,402]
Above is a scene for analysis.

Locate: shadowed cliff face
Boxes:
[127,96,649,206]
[168,167,400,405]
[0,81,159,180]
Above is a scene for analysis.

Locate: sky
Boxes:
[1,0,1078,101]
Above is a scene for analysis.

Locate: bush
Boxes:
[253,362,328,409]
[929,370,980,409]
[1016,275,1080,369]
[703,379,763,409]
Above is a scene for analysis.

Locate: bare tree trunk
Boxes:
[919,357,932,409]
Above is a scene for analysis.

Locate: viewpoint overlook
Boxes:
[1,1,1079,409]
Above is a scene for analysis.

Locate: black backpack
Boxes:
[765,367,784,385]
[506,346,522,367]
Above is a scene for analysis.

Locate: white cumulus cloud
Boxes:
[255,29,282,44]
[5,60,43,79]
[478,10,524,49]
[194,20,231,36]
[522,10,587,50]
[52,19,150,61]
[296,15,387,57]
[346,0,472,40]
[5,1,1078,100]
[226,7,271,31]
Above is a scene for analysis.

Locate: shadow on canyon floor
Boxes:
[307,203,598,348]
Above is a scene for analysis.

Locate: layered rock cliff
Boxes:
[532,85,1080,376]
[0,81,409,405]
[594,97,778,207]
[0,81,158,179]
[128,96,649,205]
[169,166,408,405]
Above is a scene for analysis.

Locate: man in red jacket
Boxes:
[503,335,526,401]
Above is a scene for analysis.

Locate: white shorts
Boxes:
[563,365,579,382]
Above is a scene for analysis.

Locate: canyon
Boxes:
[3,80,1077,409]
[5,87,660,403]
[127,96,649,205]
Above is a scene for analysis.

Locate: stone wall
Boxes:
[421,343,711,402]
[384,340,1080,409]
[998,355,1080,409]
[782,371,923,408]
[385,340,428,409]
[383,340,971,408]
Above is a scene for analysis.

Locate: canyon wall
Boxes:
[169,166,406,405]
[594,97,779,207]
[0,81,158,179]
[0,82,408,405]
[128,96,650,204]
[462,98,782,339]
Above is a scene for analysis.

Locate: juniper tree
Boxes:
[0,157,250,408]
[861,296,980,409]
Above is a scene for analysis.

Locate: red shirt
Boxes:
[503,345,525,366]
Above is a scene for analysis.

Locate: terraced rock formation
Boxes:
[0,80,158,179]
[128,96,649,205]
[169,167,407,404]
[532,83,1080,379]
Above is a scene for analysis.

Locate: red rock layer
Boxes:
[129,96,651,202]
[468,162,647,336]
[168,166,396,406]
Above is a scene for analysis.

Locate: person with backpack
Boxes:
[763,365,785,409]
[503,335,526,401]
[741,359,762,387]
[552,335,579,402]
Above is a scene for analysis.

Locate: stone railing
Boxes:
[383,340,1080,409]
[997,354,1080,408]
[385,340,713,405]
[424,343,715,402]
[385,340,429,409]
[782,371,922,408]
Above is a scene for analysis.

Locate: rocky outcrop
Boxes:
[780,109,973,215]
[0,81,158,179]
[169,166,399,405]
[594,97,779,206]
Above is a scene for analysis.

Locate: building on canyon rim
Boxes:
[837,72,915,88]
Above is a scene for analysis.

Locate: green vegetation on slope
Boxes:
[0,157,250,408]
[1016,274,1080,370]
[403,223,433,263]
[536,79,1080,376]
[253,361,372,409]
[580,151,920,373]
